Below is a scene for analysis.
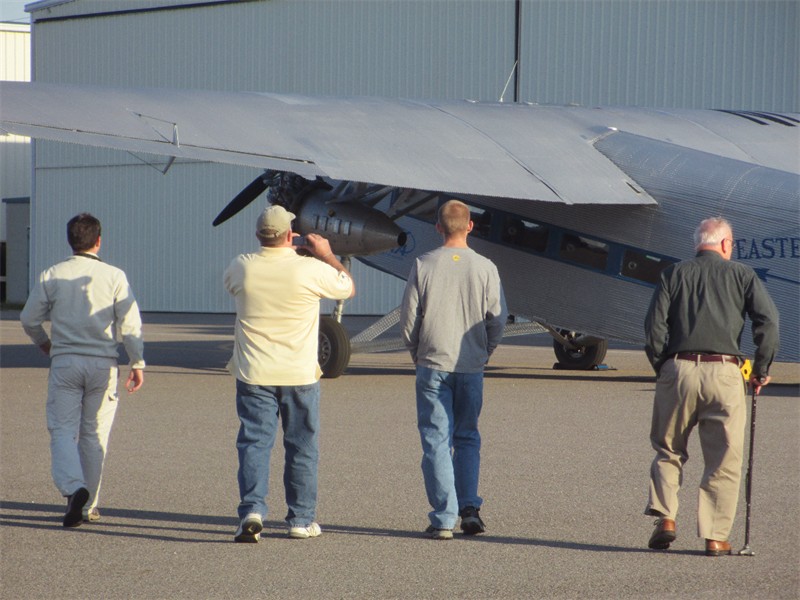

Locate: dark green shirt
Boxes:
[644,250,779,377]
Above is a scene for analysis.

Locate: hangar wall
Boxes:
[520,1,798,109]
[1,22,31,238]
[26,0,799,314]
[0,22,31,304]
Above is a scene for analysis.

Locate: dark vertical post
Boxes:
[514,0,522,102]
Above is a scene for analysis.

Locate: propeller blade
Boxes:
[213,175,269,226]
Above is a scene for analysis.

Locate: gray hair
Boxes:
[694,217,732,248]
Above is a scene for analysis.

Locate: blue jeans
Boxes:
[235,379,320,526]
[415,366,484,529]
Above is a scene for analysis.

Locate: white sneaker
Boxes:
[234,513,263,543]
[82,508,101,522]
[288,522,322,539]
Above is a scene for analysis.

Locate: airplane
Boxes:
[1,81,798,378]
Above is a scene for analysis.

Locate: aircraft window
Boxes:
[559,234,608,270]
[502,216,549,252]
[416,197,439,223]
[621,250,674,284]
[468,206,492,239]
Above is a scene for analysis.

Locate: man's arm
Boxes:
[485,273,507,357]
[114,272,145,372]
[316,253,355,299]
[399,263,421,363]
[303,233,355,298]
[644,275,671,375]
[223,257,242,296]
[745,273,779,382]
[20,272,52,353]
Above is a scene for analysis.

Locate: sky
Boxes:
[0,0,30,23]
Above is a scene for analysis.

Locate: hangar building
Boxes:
[19,0,799,314]
[0,22,31,304]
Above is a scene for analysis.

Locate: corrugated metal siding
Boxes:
[27,0,799,313]
[25,0,252,20]
[0,24,30,81]
[1,24,31,241]
[29,0,514,313]
[522,0,798,110]
[32,0,514,98]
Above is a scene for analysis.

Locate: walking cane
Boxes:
[738,378,762,557]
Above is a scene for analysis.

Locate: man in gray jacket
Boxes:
[21,213,145,527]
[400,200,507,540]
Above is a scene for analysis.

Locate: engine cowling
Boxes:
[295,191,407,256]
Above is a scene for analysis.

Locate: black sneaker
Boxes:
[459,506,485,535]
[63,488,89,528]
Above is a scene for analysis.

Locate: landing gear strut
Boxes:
[318,256,352,379]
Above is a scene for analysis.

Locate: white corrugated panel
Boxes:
[0,24,30,81]
[1,23,31,241]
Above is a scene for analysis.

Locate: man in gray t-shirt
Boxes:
[400,200,507,540]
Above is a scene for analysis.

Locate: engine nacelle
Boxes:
[295,192,407,256]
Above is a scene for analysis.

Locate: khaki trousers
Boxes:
[645,357,746,541]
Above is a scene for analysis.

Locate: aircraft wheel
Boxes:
[552,331,608,370]
[319,316,351,379]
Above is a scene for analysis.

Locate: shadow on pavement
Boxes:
[2,499,673,554]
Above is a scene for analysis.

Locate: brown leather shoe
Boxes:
[705,539,732,556]
[648,518,676,549]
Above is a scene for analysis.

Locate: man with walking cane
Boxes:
[642,217,779,556]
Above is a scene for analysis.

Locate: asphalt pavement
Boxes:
[1,311,798,600]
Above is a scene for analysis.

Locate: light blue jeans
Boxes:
[415,366,484,529]
[235,379,320,526]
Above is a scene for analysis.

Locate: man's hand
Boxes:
[299,232,355,297]
[750,375,770,395]
[39,341,51,356]
[303,233,334,260]
[126,368,144,393]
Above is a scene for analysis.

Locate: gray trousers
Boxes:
[47,354,119,513]
[645,356,746,541]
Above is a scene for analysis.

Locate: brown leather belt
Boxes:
[675,352,739,365]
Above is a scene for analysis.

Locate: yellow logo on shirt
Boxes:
[452,254,461,262]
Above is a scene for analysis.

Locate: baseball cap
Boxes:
[256,205,295,238]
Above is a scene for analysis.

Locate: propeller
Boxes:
[212,174,269,226]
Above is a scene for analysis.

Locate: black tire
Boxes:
[318,316,351,379]
[552,331,608,370]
